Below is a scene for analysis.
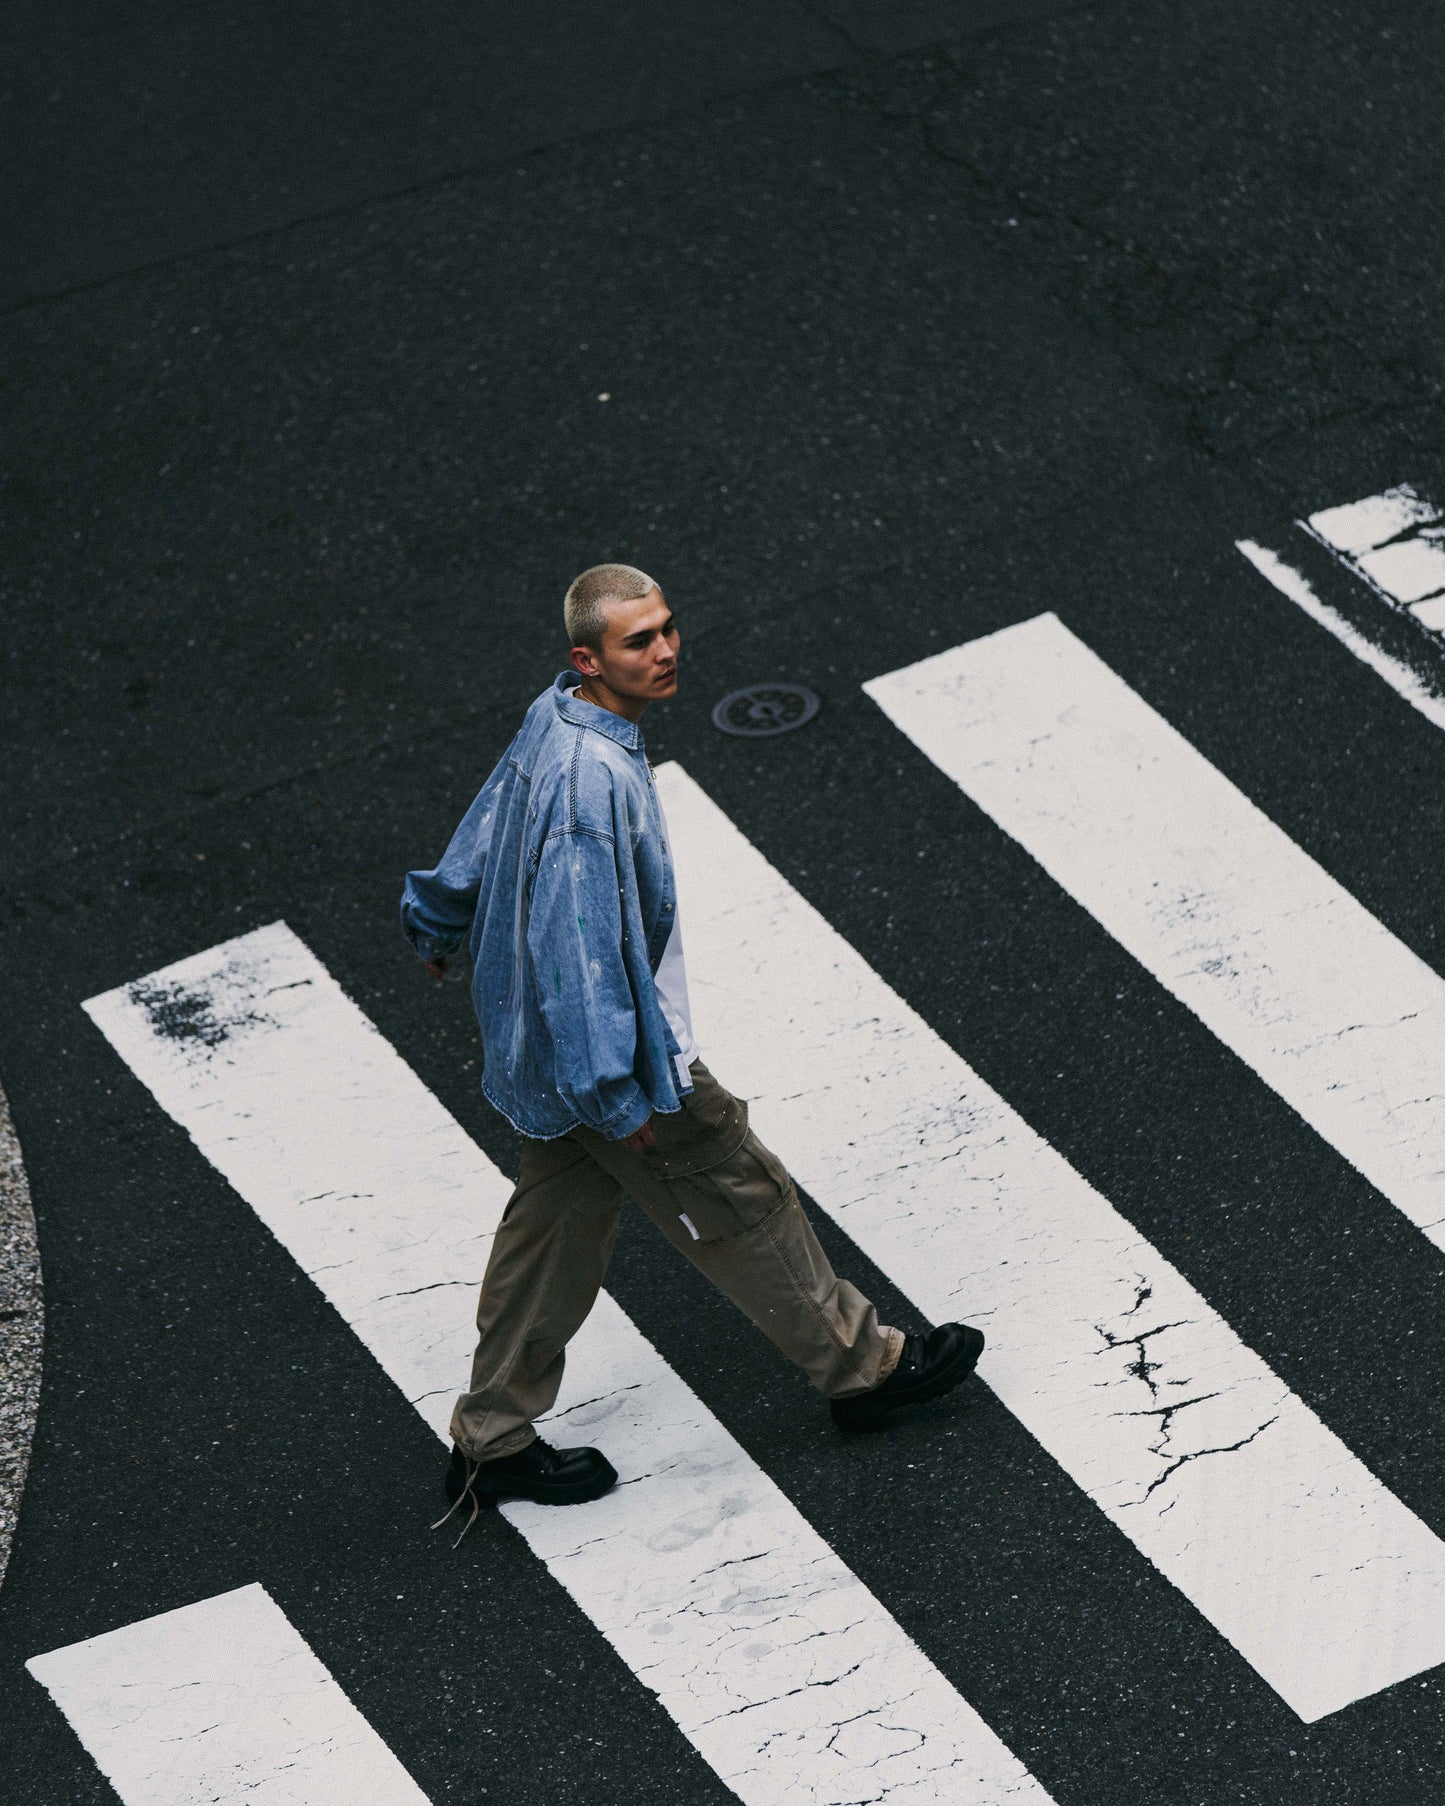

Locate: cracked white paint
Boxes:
[1304,484,1445,630]
[27,1583,430,1804]
[656,761,1445,1723]
[1355,535,1445,607]
[83,926,1054,1806]
[1307,484,1439,556]
[864,612,1445,1251]
[1236,540,1445,734]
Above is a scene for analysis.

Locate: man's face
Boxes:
[573,588,680,703]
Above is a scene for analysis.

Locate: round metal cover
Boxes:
[710,682,821,738]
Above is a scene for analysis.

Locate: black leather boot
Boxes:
[830,1323,985,1433]
[435,1438,619,1543]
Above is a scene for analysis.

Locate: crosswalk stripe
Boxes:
[1306,483,1445,617]
[1305,484,1442,558]
[863,611,1445,1253]
[27,1582,431,1804]
[83,925,1055,1806]
[1236,538,1445,734]
[656,760,1445,1724]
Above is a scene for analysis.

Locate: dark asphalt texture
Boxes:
[3,2,1445,1800]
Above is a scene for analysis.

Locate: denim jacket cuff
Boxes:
[598,1089,654,1142]
[407,927,462,964]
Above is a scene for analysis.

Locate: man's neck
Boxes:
[575,675,649,725]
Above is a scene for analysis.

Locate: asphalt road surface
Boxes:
[3,2,1445,1801]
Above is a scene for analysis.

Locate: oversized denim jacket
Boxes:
[400,673,690,1142]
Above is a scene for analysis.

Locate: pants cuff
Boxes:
[877,1325,905,1382]
[827,1324,906,1399]
[452,1423,538,1463]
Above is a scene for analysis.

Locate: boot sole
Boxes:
[471,1469,618,1507]
[832,1325,985,1433]
[446,1459,620,1510]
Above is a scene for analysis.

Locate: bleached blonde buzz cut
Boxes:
[564,562,658,649]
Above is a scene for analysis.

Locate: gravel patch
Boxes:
[0,1081,43,1591]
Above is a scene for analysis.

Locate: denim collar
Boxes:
[552,671,645,751]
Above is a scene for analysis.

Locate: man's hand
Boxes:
[424,958,449,982]
[622,1117,656,1152]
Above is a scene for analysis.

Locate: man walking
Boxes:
[401,564,983,1534]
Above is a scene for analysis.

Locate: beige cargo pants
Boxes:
[451,1060,903,1460]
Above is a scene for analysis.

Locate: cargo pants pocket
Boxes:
[641,1066,793,1244]
[663,1129,793,1244]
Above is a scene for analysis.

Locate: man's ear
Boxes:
[569,643,600,677]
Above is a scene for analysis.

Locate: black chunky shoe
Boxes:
[434,1439,618,1544]
[830,1323,985,1433]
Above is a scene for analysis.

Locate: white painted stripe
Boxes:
[1236,539,1445,733]
[1354,534,1445,605]
[1307,483,1438,555]
[656,760,1445,1724]
[83,925,1053,1806]
[27,1582,429,1805]
[865,612,1445,1251]
[1303,483,1445,610]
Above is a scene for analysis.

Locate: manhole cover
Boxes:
[710,683,821,738]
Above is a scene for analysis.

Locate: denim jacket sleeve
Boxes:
[399,777,499,964]
[526,826,653,1141]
